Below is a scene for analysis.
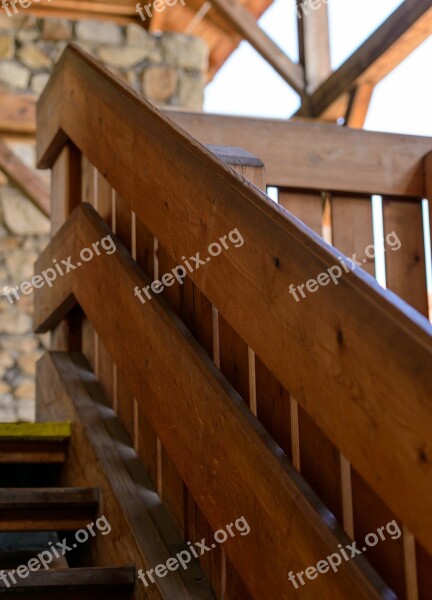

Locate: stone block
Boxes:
[31,72,49,95]
[42,19,72,41]
[97,46,150,68]
[161,33,208,71]
[177,72,204,110]
[0,61,30,90]
[76,20,122,46]
[142,66,177,100]
[0,34,14,59]
[18,43,52,69]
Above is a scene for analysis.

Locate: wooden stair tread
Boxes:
[0,440,67,464]
[0,424,70,464]
[0,488,98,509]
[0,488,99,532]
[0,566,135,594]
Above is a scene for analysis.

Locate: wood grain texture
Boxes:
[383,197,428,316]
[0,137,49,217]
[0,487,99,532]
[34,204,399,600]
[34,54,432,548]
[0,92,36,136]
[164,110,432,196]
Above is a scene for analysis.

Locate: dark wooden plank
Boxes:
[0,441,67,464]
[50,143,82,352]
[0,566,135,595]
[0,488,99,532]
[351,469,406,599]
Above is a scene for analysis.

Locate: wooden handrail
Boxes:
[0,137,50,217]
[35,43,432,571]
[34,203,394,600]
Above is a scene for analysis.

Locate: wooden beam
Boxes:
[208,0,305,94]
[298,0,432,119]
[164,110,432,196]
[35,205,393,600]
[343,83,375,129]
[0,92,36,136]
[28,0,138,18]
[296,0,331,94]
[0,137,50,217]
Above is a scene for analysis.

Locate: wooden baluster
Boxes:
[133,212,159,485]
[383,197,428,317]
[412,153,432,600]
[211,148,265,599]
[81,157,98,370]
[50,143,82,352]
[278,189,344,524]
[95,172,115,408]
[112,191,135,444]
[383,195,427,600]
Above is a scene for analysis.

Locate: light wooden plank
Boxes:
[296,0,331,93]
[331,196,375,277]
[278,191,323,235]
[0,92,36,136]
[344,84,375,129]
[164,111,432,196]
[0,137,49,216]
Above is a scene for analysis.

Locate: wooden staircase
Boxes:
[11,42,432,599]
[0,423,135,598]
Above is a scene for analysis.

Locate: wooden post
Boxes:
[297,0,331,96]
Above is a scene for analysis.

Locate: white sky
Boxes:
[204,0,432,137]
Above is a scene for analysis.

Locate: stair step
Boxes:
[0,533,68,570]
[0,566,135,598]
[0,423,70,464]
[0,488,99,532]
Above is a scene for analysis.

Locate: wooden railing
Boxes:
[34,44,432,600]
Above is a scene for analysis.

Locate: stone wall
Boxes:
[0,178,49,422]
[0,14,208,421]
[0,14,208,108]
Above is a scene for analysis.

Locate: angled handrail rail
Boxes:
[36,44,432,590]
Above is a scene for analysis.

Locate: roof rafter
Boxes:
[298,0,432,120]
[208,0,305,94]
